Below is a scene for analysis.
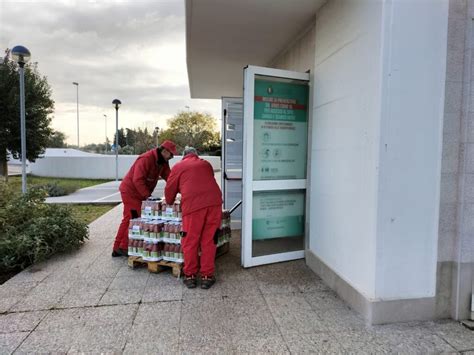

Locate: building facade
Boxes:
[186,0,473,324]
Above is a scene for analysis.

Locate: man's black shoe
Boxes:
[111,249,128,257]
[183,275,197,289]
[200,275,216,289]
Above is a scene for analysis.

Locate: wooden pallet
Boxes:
[128,256,182,278]
[128,242,229,277]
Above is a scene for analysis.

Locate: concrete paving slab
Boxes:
[181,297,229,322]
[183,279,261,300]
[36,308,88,331]
[142,285,183,302]
[85,266,122,279]
[303,290,351,311]
[283,331,345,353]
[0,332,29,354]
[369,328,458,353]
[0,311,47,334]
[124,324,179,354]
[124,341,179,355]
[233,334,290,354]
[264,293,313,313]
[83,304,138,327]
[2,269,50,285]
[134,301,181,327]
[0,282,38,298]
[257,279,300,294]
[98,289,143,306]
[179,332,234,354]
[10,294,63,312]
[274,309,329,335]
[115,264,149,278]
[227,312,281,339]
[68,323,130,353]
[15,326,82,353]
[145,273,184,288]
[216,268,255,283]
[333,330,394,354]
[431,320,474,351]
[73,275,114,291]
[295,275,332,293]
[56,290,104,309]
[180,316,233,339]
[181,280,226,300]
[225,294,270,317]
[0,298,21,314]
[320,307,367,332]
[108,275,149,290]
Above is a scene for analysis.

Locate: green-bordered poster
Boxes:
[253,78,309,180]
[252,190,305,240]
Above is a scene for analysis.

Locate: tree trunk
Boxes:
[0,155,8,182]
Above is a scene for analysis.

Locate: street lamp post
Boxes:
[112,99,121,181]
[11,45,31,194]
[103,114,108,153]
[154,126,159,147]
[72,82,79,147]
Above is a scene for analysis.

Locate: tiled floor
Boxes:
[0,204,472,354]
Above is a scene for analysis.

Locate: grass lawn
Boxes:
[7,175,111,195]
[5,176,118,224]
[67,204,118,225]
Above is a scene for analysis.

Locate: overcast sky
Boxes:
[0,0,220,145]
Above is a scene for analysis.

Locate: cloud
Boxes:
[0,0,221,145]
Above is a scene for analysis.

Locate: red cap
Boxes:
[160,140,177,155]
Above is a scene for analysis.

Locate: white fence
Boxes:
[28,150,221,179]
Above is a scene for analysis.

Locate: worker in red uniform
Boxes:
[112,140,178,257]
[165,146,222,289]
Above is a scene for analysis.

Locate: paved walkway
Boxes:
[45,181,123,204]
[0,204,473,354]
[45,172,222,204]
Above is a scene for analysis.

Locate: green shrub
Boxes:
[39,181,79,197]
[0,183,89,272]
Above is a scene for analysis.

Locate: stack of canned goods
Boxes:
[141,199,182,221]
[129,198,232,263]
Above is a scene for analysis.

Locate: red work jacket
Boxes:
[119,148,170,200]
[165,153,222,216]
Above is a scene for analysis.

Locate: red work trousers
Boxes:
[113,192,142,251]
[181,205,222,277]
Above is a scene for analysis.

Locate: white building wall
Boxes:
[375,0,448,299]
[29,154,221,179]
[269,21,316,73]
[310,0,448,302]
[310,0,383,299]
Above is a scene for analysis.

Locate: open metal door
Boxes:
[242,65,310,268]
[221,97,243,229]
